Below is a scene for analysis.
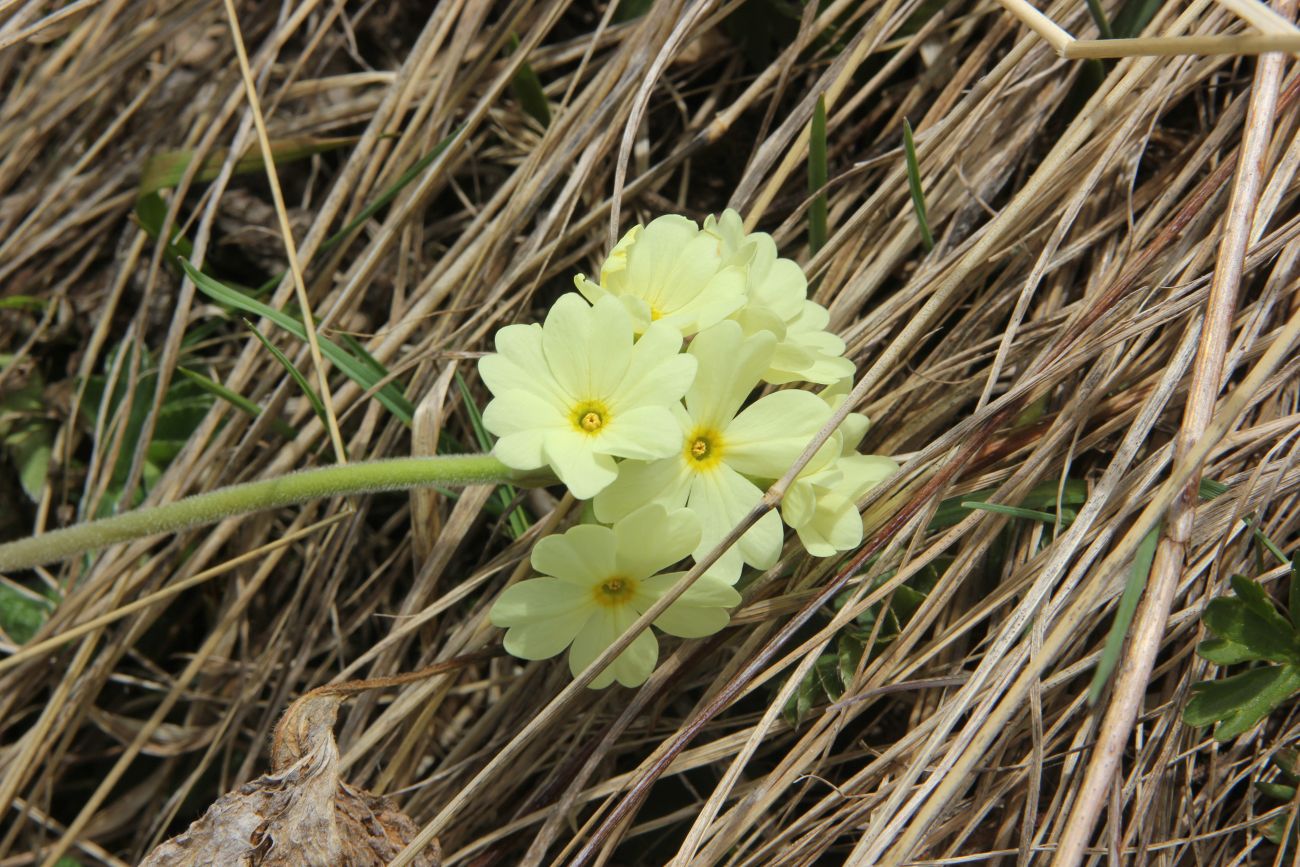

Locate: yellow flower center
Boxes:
[593,575,637,607]
[570,400,611,435]
[684,427,724,471]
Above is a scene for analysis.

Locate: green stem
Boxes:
[0,455,524,572]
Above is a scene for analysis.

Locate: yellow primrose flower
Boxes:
[704,209,853,386]
[594,320,836,582]
[782,453,898,557]
[489,505,741,689]
[479,293,697,499]
[574,214,748,336]
[783,379,897,556]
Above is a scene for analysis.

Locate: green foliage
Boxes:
[1089,479,1233,703]
[0,583,55,644]
[183,260,416,424]
[785,558,946,726]
[1257,750,1300,847]
[902,119,933,252]
[808,95,828,256]
[244,320,333,444]
[507,34,551,129]
[0,356,54,502]
[81,343,215,515]
[176,366,297,439]
[137,136,357,198]
[1088,523,1159,704]
[1185,570,1300,741]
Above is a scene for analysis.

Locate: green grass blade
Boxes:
[507,33,551,128]
[242,320,333,440]
[1111,0,1163,38]
[902,118,934,252]
[138,136,357,199]
[1089,524,1161,704]
[960,501,1074,526]
[182,259,415,424]
[1084,0,1115,39]
[808,95,829,256]
[176,366,297,439]
[318,127,462,258]
[0,296,46,311]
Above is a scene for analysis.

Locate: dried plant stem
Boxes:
[221,0,348,465]
[0,456,516,572]
[1052,17,1291,864]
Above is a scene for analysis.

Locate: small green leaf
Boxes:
[1084,0,1115,39]
[1202,595,1300,666]
[1258,782,1298,800]
[808,95,828,256]
[507,34,551,128]
[1184,665,1300,739]
[902,118,934,253]
[890,584,928,627]
[837,634,865,687]
[815,653,843,702]
[0,295,46,311]
[0,584,53,644]
[1111,0,1163,39]
[1230,575,1296,634]
[1197,637,1257,666]
[1199,477,1228,500]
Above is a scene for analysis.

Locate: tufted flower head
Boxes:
[489,505,741,689]
[575,214,748,336]
[479,293,697,499]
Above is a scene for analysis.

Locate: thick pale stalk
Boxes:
[1051,14,1291,864]
[0,456,516,572]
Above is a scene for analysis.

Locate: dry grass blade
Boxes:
[1,1,1299,865]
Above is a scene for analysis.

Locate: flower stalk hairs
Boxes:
[0,210,896,692]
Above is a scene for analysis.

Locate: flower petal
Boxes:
[532,524,617,585]
[611,322,694,411]
[593,456,691,524]
[542,434,618,499]
[688,465,780,577]
[480,323,569,405]
[490,577,590,625]
[724,389,832,478]
[593,405,681,461]
[640,572,742,608]
[501,600,594,661]
[653,605,730,639]
[685,322,775,430]
[567,607,658,689]
[614,505,701,578]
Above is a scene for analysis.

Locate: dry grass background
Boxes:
[1,0,1299,863]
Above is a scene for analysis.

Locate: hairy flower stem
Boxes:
[0,455,523,572]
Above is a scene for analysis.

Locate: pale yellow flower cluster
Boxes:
[481,211,897,687]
